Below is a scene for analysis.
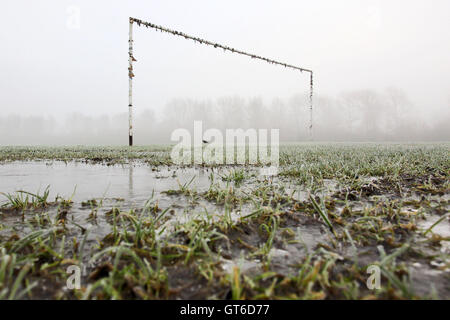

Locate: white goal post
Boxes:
[128,17,313,146]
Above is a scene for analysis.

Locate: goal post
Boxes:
[127,17,313,146]
[128,20,134,147]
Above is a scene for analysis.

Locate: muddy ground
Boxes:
[0,144,448,299]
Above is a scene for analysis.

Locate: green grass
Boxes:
[0,143,448,300]
[1,186,51,211]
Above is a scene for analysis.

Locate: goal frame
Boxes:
[128,17,313,146]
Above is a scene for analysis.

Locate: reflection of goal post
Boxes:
[128,17,313,146]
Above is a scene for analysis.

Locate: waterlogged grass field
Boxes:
[0,143,448,299]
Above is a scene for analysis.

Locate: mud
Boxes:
[0,159,448,300]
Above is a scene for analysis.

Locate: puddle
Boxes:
[0,162,315,250]
[418,215,450,238]
[418,214,450,254]
[0,161,213,205]
[0,161,449,299]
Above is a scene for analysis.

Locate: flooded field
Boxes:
[0,144,448,299]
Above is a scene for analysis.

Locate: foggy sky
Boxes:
[1,1,449,144]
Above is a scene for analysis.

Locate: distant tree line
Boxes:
[1,89,448,145]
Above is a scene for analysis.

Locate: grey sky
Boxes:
[1,0,449,122]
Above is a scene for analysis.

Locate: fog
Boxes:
[1,89,449,145]
[1,1,449,145]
